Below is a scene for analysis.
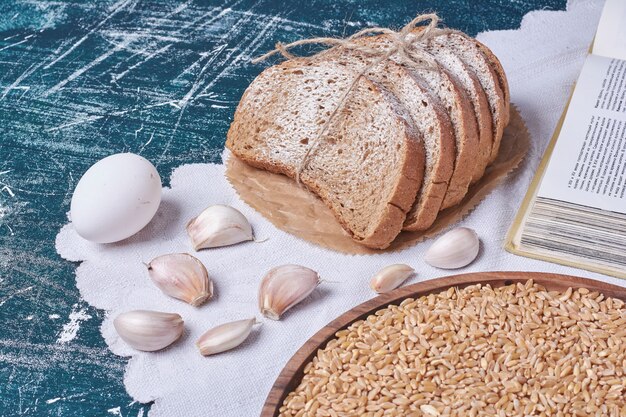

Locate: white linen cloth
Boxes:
[56,1,625,415]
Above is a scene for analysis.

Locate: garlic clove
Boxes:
[258,264,320,320]
[424,227,480,269]
[196,318,256,356]
[370,264,415,293]
[147,253,213,307]
[113,310,184,352]
[186,205,253,250]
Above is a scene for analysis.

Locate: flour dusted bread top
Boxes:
[226,59,423,249]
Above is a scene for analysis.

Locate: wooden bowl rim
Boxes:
[260,271,626,416]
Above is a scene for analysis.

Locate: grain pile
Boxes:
[278,281,626,416]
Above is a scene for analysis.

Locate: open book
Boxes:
[506,0,626,279]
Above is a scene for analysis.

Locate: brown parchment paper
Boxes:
[226,106,530,254]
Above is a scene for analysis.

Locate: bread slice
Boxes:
[318,45,455,231]
[424,35,493,208]
[474,38,510,126]
[436,32,507,166]
[226,59,423,249]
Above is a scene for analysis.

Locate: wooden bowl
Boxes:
[260,271,626,416]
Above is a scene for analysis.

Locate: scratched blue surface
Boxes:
[0,0,566,415]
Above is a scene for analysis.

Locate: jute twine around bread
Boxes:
[252,13,455,184]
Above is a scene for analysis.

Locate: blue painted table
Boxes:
[0,1,565,415]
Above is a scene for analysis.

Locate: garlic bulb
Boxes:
[113,310,184,351]
[147,253,213,306]
[424,227,479,269]
[370,264,415,293]
[196,318,256,356]
[258,264,320,320]
[186,205,253,250]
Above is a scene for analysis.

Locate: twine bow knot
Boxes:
[252,13,451,183]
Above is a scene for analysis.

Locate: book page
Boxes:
[537,54,626,213]
[593,0,626,60]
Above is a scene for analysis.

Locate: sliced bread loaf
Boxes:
[425,36,494,208]
[318,45,455,231]
[226,59,424,249]
[436,32,507,166]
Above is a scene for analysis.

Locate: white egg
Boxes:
[70,153,162,243]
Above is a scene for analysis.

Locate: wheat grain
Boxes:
[278,281,626,417]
